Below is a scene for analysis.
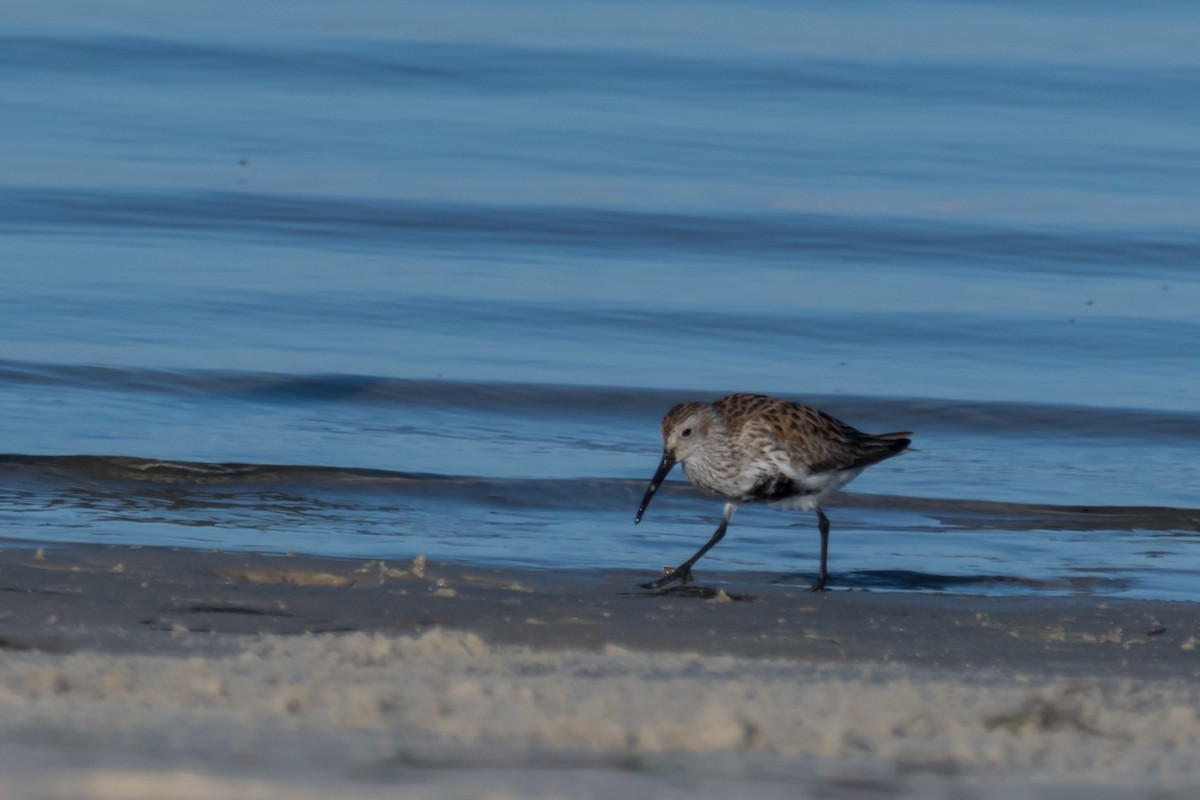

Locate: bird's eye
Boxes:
[680,427,693,439]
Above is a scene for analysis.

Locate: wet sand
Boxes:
[2,542,1199,798]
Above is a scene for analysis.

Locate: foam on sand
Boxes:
[2,628,1200,798]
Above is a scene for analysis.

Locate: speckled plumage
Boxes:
[635,393,911,592]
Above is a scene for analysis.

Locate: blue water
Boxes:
[2,0,1199,599]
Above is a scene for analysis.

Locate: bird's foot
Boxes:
[639,564,693,590]
[805,576,830,593]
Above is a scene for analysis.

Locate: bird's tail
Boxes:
[857,431,913,466]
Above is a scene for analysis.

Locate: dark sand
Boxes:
[1,542,1196,676]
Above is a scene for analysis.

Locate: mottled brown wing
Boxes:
[798,404,911,473]
[717,394,910,474]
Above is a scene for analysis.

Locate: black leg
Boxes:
[807,507,831,592]
[641,502,736,589]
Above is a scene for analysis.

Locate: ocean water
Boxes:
[2,0,1198,599]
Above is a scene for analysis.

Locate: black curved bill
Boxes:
[635,451,676,524]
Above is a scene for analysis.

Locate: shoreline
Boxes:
[2,541,1197,675]
[3,542,1199,798]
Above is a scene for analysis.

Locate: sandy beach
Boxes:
[1,542,1198,799]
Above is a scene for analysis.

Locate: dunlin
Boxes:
[635,393,911,592]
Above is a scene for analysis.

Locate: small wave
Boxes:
[2,186,1196,272]
[843,492,1200,534]
[0,453,637,513]
[3,359,1198,442]
[5,33,1191,115]
[0,359,679,419]
[2,453,1196,533]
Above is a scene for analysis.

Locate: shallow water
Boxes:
[2,0,1198,599]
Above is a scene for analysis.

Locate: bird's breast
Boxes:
[681,455,784,502]
[679,457,743,498]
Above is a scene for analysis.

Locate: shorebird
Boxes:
[635,393,911,592]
